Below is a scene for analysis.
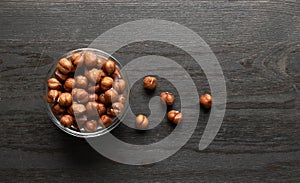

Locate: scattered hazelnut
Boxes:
[99,115,113,128]
[46,90,61,104]
[48,78,62,90]
[84,120,98,132]
[101,76,113,91]
[104,88,119,104]
[60,114,74,127]
[103,59,115,75]
[113,79,126,93]
[58,92,72,107]
[75,75,88,88]
[51,103,66,115]
[143,76,157,90]
[54,69,68,82]
[160,92,175,106]
[167,110,183,124]
[64,78,75,92]
[72,88,89,104]
[84,51,97,67]
[72,103,86,116]
[136,114,149,129]
[200,93,212,109]
[118,94,126,104]
[57,58,73,75]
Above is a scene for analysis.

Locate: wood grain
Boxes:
[0,0,299,182]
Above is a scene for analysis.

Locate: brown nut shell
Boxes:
[57,58,73,75]
[101,76,113,91]
[60,114,74,127]
[57,92,72,107]
[48,78,62,90]
[64,78,75,92]
[113,79,126,93]
[200,94,212,109]
[84,120,98,132]
[136,114,149,129]
[143,76,157,90]
[167,110,182,124]
[84,51,97,67]
[103,59,115,75]
[51,103,66,115]
[75,75,88,89]
[99,115,112,128]
[160,92,175,106]
[46,90,61,104]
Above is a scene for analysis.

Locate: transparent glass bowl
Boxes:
[45,48,128,138]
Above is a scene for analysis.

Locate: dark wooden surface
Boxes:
[0,0,299,182]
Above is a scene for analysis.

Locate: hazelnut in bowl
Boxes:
[45,48,128,138]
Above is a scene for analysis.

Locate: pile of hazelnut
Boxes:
[46,50,126,132]
[135,76,213,129]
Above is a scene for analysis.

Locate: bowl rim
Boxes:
[45,48,129,138]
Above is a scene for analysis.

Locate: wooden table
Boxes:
[1,0,299,182]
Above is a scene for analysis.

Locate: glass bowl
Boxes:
[45,48,128,138]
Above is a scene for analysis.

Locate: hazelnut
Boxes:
[72,88,89,104]
[99,93,107,105]
[86,102,100,117]
[72,103,86,116]
[99,115,112,128]
[84,120,98,132]
[113,79,126,93]
[88,83,101,93]
[96,57,105,69]
[51,103,66,115]
[48,78,62,90]
[75,75,88,88]
[73,54,84,67]
[76,115,88,127]
[107,102,124,116]
[167,110,183,124]
[200,94,212,109]
[70,52,81,63]
[88,93,99,102]
[58,92,72,107]
[84,51,97,67]
[112,67,121,79]
[46,90,61,104]
[86,68,101,83]
[104,88,119,104]
[64,78,75,92]
[135,114,149,129]
[101,76,113,91]
[57,58,73,75]
[54,69,68,82]
[118,94,126,104]
[103,59,115,75]
[143,76,157,90]
[160,92,175,106]
[60,114,74,127]
[97,103,106,116]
